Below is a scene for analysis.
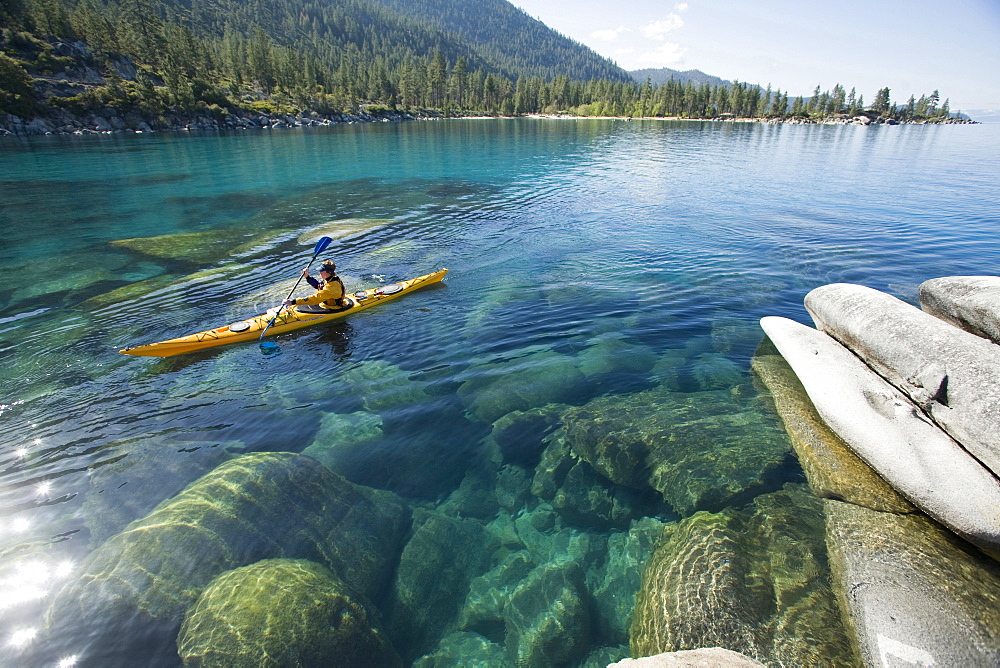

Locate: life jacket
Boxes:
[294,274,347,309]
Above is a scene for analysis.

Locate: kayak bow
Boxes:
[120,268,447,357]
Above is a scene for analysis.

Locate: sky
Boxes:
[511,0,1000,114]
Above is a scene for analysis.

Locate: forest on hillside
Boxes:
[0,0,962,127]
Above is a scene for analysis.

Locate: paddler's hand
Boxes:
[300,268,310,278]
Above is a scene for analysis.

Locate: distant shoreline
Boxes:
[0,108,977,137]
[523,113,978,126]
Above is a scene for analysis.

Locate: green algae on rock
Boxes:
[560,386,791,515]
[177,559,401,667]
[751,345,916,514]
[45,453,411,662]
[630,485,856,666]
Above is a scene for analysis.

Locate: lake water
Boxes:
[1,119,998,666]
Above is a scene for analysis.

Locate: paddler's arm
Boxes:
[285,281,341,307]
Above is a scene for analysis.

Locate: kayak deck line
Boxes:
[120,268,448,357]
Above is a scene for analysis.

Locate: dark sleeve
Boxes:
[306,276,320,289]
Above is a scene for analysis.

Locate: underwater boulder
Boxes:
[488,405,564,467]
[177,559,400,667]
[412,631,509,667]
[82,437,237,547]
[561,386,791,515]
[825,498,1000,667]
[457,351,587,423]
[630,486,854,666]
[531,432,660,529]
[301,410,384,479]
[457,551,536,638]
[45,453,410,663]
[575,333,657,384]
[111,229,259,264]
[587,517,672,646]
[503,561,591,666]
[750,345,915,513]
[340,359,429,413]
[690,353,746,391]
[297,218,393,245]
[388,509,501,661]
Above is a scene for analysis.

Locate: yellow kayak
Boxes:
[120,269,448,357]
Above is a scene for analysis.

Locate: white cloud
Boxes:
[637,42,687,67]
[591,26,628,41]
[674,2,689,11]
[642,14,684,40]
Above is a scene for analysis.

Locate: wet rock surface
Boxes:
[750,344,915,514]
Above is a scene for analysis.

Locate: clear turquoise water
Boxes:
[1,119,998,665]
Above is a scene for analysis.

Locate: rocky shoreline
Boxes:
[0,107,466,137]
[758,276,1000,666]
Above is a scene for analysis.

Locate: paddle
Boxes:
[259,235,334,353]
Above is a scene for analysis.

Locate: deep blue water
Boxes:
[1,119,998,666]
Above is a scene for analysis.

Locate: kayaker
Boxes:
[282,260,349,310]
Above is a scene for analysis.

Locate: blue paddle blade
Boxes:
[314,236,333,254]
[259,341,280,355]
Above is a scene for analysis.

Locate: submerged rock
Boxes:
[45,453,410,662]
[575,333,657,383]
[760,316,1000,555]
[488,405,564,467]
[111,228,259,264]
[413,631,509,667]
[82,437,237,547]
[388,509,500,660]
[804,282,1000,479]
[588,517,672,646]
[297,218,393,245]
[919,275,1000,344]
[457,351,588,423]
[560,386,790,515]
[532,432,661,529]
[177,559,400,666]
[825,499,1000,667]
[630,486,854,666]
[750,344,915,514]
[302,410,384,478]
[504,561,591,666]
[340,359,429,413]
